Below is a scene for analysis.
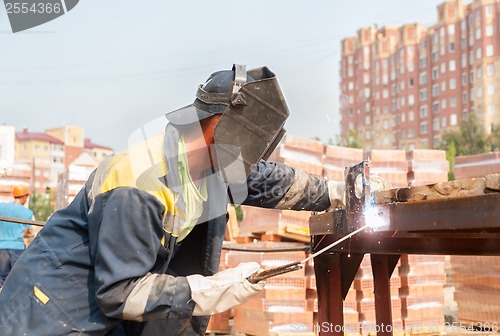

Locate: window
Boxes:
[441,63,446,74]
[462,73,467,85]
[363,74,370,84]
[461,54,467,68]
[365,131,371,140]
[383,120,389,130]
[419,72,427,84]
[450,96,457,107]
[449,42,455,52]
[432,101,440,114]
[383,89,388,98]
[420,122,428,135]
[409,111,415,121]
[441,98,447,109]
[419,57,427,68]
[433,118,440,131]
[450,114,457,126]
[432,84,439,97]
[469,50,474,65]
[420,88,428,101]
[487,63,495,76]
[488,83,494,96]
[432,51,438,62]
[408,94,415,106]
[477,47,482,59]
[401,112,406,123]
[486,24,493,37]
[462,91,468,103]
[440,44,445,56]
[448,24,455,35]
[449,60,456,71]
[477,86,483,98]
[476,27,482,40]
[489,104,495,115]
[449,78,456,90]
[486,44,494,57]
[348,82,354,90]
[470,88,475,101]
[486,5,493,17]
[442,116,447,127]
[408,60,414,72]
[420,105,428,118]
[432,67,439,80]
[461,37,466,49]
[441,80,446,92]
[365,116,371,125]
[461,19,466,31]
[409,78,414,87]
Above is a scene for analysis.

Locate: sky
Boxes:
[0,0,447,151]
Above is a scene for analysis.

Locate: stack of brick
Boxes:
[399,255,446,331]
[355,255,403,334]
[407,149,449,186]
[364,150,408,188]
[268,134,324,177]
[454,152,500,179]
[323,145,363,181]
[226,241,315,336]
[451,256,500,326]
[238,206,311,242]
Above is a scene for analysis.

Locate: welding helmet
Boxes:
[165,64,289,184]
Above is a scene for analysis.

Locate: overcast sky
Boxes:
[0,0,446,151]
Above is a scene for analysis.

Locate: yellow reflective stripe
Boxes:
[34,286,49,304]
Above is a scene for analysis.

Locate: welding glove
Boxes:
[327,176,392,208]
[186,262,265,316]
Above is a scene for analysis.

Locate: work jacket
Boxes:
[0,129,331,336]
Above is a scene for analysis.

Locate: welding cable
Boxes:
[221,245,310,253]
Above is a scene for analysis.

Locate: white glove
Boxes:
[327,176,392,208]
[186,262,265,316]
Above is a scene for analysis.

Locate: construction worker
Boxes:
[0,65,346,336]
[0,185,33,288]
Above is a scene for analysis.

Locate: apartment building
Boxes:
[340,0,500,151]
[15,128,65,194]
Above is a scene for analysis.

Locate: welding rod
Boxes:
[248,225,370,283]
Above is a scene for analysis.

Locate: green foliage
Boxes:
[440,115,488,156]
[234,205,243,221]
[336,129,362,149]
[29,192,54,222]
[488,124,500,151]
[445,140,456,181]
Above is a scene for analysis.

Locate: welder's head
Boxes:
[165,64,290,184]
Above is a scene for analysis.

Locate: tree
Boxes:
[336,129,362,149]
[440,114,488,156]
[29,192,54,222]
[488,123,500,151]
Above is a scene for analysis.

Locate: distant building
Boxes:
[46,125,85,168]
[15,128,65,194]
[340,0,500,151]
[84,138,113,163]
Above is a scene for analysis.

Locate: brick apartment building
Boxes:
[340,0,500,151]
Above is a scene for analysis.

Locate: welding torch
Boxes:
[247,225,370,284]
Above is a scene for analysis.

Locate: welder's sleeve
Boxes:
[242,161,331,211]
[92,187,194,322]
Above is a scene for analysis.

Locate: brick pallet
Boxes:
[451,255,500,326]
[454,152,500,179]
[407,149,449,186]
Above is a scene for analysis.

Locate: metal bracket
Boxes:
[341,160,370,234]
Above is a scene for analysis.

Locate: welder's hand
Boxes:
[327,176,392,208]
[186,262,265,316]
[327,180,346,208]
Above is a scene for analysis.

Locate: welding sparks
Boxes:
[363,203,389,231]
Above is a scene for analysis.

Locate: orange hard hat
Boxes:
[13,185,30,198]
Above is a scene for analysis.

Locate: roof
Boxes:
[15,130,64,145]
[84,138,113,151]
